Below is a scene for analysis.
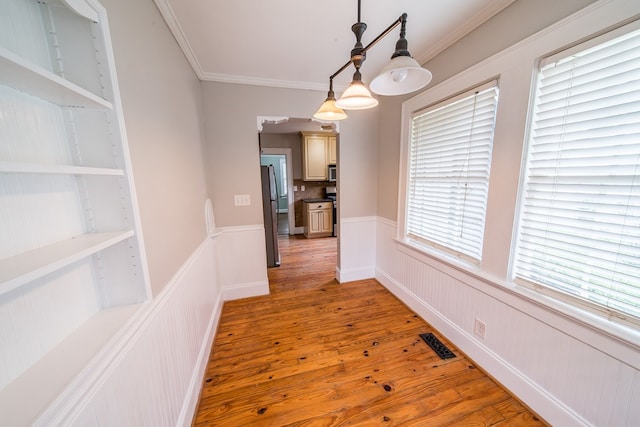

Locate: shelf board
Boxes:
[0,303,141,426]
[0,161,124,176]
[0,46,113,110]
[0,231,134,297]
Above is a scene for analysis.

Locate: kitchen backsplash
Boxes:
[294,179,328,227]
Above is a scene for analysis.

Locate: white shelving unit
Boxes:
[0,0,150,423]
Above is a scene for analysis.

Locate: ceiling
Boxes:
[154,0,516,92]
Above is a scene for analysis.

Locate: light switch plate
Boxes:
[234,194,251,206]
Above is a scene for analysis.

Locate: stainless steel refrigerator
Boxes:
[260,165,280,267]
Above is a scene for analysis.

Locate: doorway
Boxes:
[260,148,294,235]
[257,116,339,278]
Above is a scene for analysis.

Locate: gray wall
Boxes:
[261,133,303,180]
[100,0,209,296]
[376,0,598,222]
[201,82,378,227]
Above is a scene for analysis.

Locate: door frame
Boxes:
[261,148,294,235]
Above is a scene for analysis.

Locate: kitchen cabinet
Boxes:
[301,132,336,181]
[328,135,337,165]
[304,200,333,238]
[0,0,149,423]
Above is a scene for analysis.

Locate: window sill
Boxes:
[394,237,640,364]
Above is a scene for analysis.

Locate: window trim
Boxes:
[397,1,640,352]
[509,18,640,326]
[402,79,499,265]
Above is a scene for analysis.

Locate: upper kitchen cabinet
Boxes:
[301,131,336,181]
[328,135,337,165]
[0,0,150,424]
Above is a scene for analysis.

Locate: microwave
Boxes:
[328,164,337,182]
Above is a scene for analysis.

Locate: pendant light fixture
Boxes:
[313,78,348,121]
[313,0,432,121]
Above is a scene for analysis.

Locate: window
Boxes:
[513,24,640,321]
[407,81,499,263]
[280,156,288,196]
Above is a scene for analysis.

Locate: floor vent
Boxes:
[419,333,456,360]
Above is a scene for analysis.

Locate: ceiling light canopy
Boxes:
[314,0,432,121]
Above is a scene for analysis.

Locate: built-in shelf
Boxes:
[0,0,151,420]
[0,161,124,176]
[0,46,113,110]
[0,231,134,297]
[0,303,142,426]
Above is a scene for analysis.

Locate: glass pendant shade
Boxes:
[370,55,432,96]
[314,97,348,121]
[335,81,379,110]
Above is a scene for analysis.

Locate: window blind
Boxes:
[407,81,498,262]
[513,25,640,320]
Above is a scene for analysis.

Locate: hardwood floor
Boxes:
[193,235,546,426]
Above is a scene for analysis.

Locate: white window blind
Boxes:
[513,24,640,321]
[407,81,498,262]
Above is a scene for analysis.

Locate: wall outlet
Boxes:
[234,194,251,206]
[474,318,487,339]
[293,185,298,192]
[301,185,305,191]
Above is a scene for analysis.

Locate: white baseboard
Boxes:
[30,238,224,426]
[375,268,588,427]
[337,265,375,283]
[222,281,269,301]
[177,294,224,426]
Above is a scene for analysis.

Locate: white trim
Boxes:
[415,0,517,65]
[222,280,270,301]
[261,148,295,235]
[200,71,329,92]
[152,0,206,79]
[395,237,640,361]
[338,216,377,282]
[218,224,264,233]
[257,116,289,132]
[34,238,217,425]
[398,0,640,354]
[61,0,99,22]
[341,216,378,224]
[154,0,515,91]
[177,295,224,427]
[337,266,375,283]
[375,269,590,427]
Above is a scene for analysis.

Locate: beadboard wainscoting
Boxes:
[25,236,219,425]
[336,216,377,283]
[24,224,271,425]
[217,224,270,300]
[375,217,640,426]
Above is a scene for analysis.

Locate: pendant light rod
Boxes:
[315,0,431,118]
[328,13,406,82]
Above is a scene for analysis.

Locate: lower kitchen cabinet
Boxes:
[303,201,333,238]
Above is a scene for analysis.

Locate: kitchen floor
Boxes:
[277,213,288,235]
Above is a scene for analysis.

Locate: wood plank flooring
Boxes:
[193,235,546,426]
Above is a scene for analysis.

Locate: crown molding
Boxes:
[415,0,517,65]
[152,0,206,79]
[153,0,515,90]
[198,71,335,92]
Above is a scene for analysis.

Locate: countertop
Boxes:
[302,198,332,203]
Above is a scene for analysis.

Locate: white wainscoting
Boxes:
[28,224,271,426]
[375,218,640,427]
[336,216,377,283]
[28,236,220,425]
[217,224,270,300]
